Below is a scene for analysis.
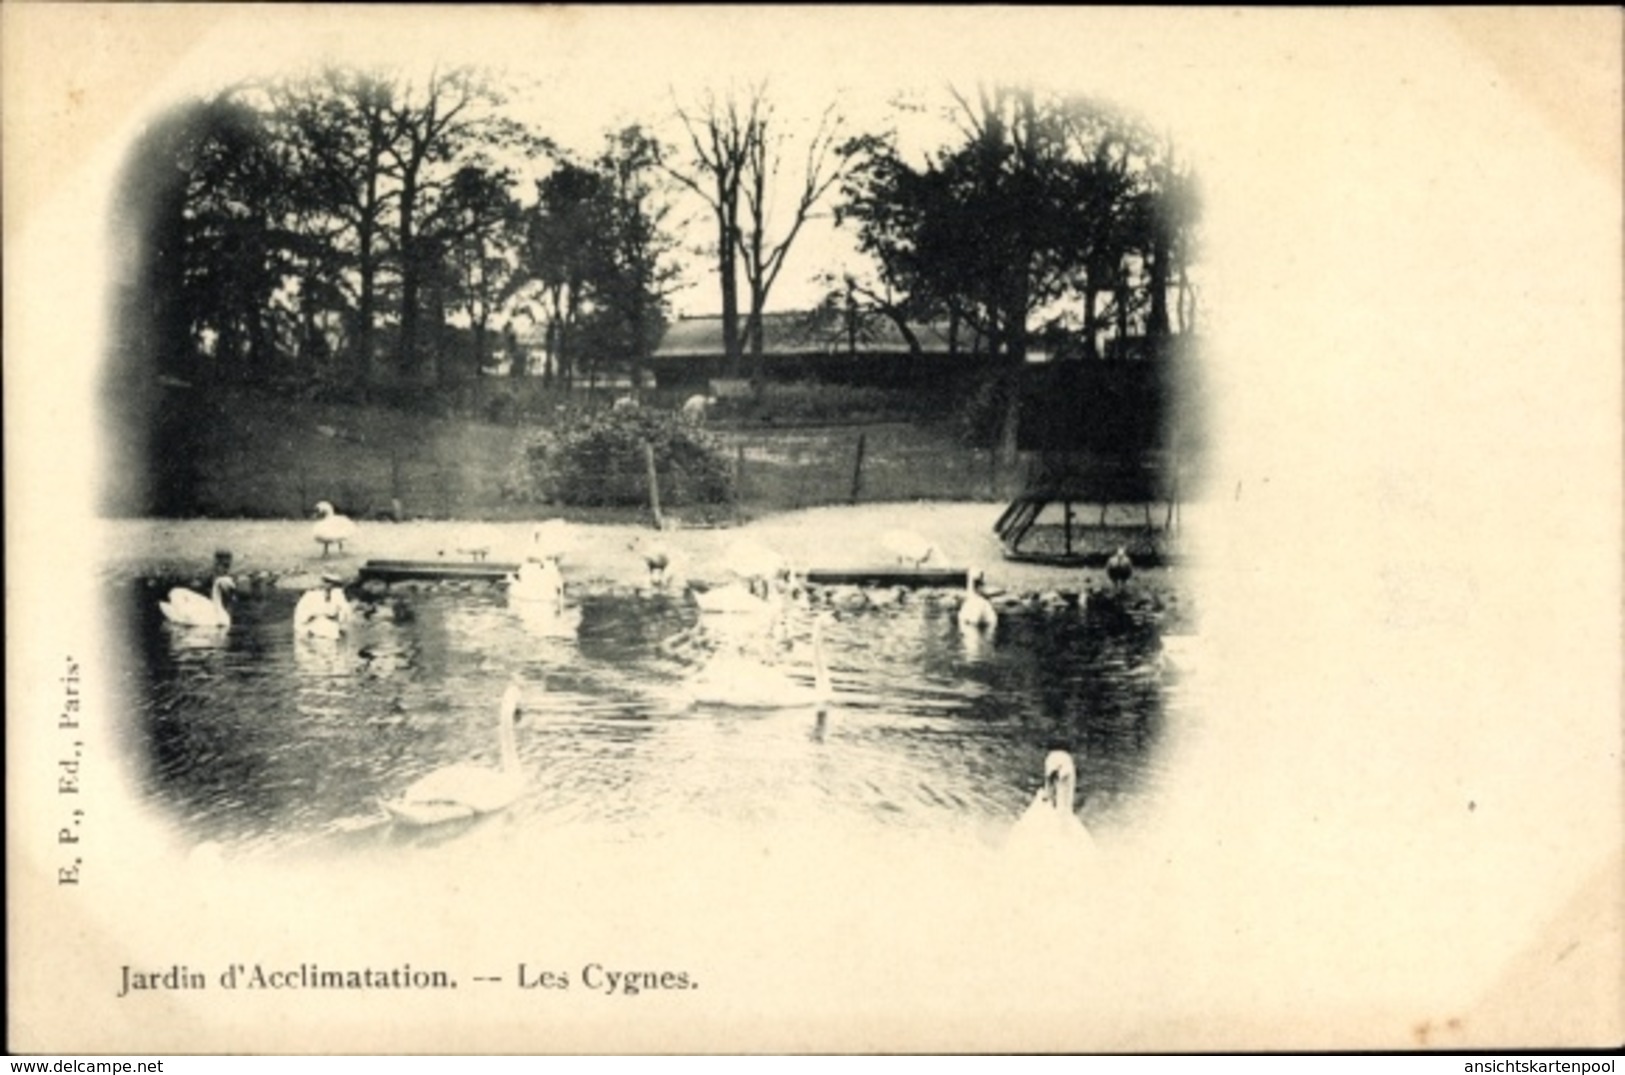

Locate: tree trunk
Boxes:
[718,211,742,377]
[746,280,767,397]
[1147,230,1171,337]
[397,174,420,381]
[1082,282,1100,360]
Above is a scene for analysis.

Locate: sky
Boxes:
[53,7,1231,319]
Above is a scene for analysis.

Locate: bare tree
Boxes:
[737,96,845,373]
[669,83,846,389]
[667,86,757,377]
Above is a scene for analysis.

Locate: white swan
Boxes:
[958,569,998,632]
[691,580,773,616]
[879,528,943,567]
[313,501,358,558]
[1008,750,1098,864]
[382,677,526,826]
[294,574,354,639]
[689,614,832,710]
[507,558,564,605]
[160,575,236,628]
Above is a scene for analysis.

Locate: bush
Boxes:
[518,407,735,507]
[954,371,1013,449]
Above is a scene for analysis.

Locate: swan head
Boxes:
[212,575,238,596]
[501,676,524,723]
[314,500,336,518]
[1042,750,1077,809]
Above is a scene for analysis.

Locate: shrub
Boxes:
[954,371,1013,449]
[519,407,735,507]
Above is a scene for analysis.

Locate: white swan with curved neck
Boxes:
[958,569,998,632]
[382,678,526,826]
[1008,750,1098,863]
[690,614,833,711]
[313,501,358,558]
[160,575,236,628]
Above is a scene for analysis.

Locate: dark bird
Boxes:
[1106,547,1134,591]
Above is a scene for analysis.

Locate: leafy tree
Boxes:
[523,128,679,391]
[838,86,1202,458]
[270,68,399,390]
[432,163,524,379]
[525,160,611,389]
[377,66,531,385]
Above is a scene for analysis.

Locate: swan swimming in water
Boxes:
[688,613,833,711]
[294,573,354,639]
[1008,750,1098,866]
[957,569,998,633]
[382,677,527,826]
[507,557,564,605]
[313,501,358,558]
[160,575,236,628]
[691,580,773,616]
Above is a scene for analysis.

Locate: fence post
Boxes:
[390,447,404,514]
[643,440,664,530]
[849,432,867,505]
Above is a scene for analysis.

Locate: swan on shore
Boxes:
[160,575,236,628]
[382,677,527,826]
[313,501,358,558]
[879,529,943,567]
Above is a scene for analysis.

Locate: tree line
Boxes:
[112,70,1200,409]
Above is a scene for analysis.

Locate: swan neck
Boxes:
[498,702,520,774]
[812,622,831,701]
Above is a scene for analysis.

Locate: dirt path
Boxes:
[103,501,1192,603]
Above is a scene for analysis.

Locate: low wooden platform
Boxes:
[803,567,969,589]
[359,559,519,583]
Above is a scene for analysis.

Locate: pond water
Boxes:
[119,579,1192,860]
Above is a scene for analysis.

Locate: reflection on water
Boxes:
[122,579,1193,859]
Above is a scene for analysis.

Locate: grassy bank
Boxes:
[131,386,1010,524]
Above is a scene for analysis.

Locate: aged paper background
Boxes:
[6,5,1621,1053]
